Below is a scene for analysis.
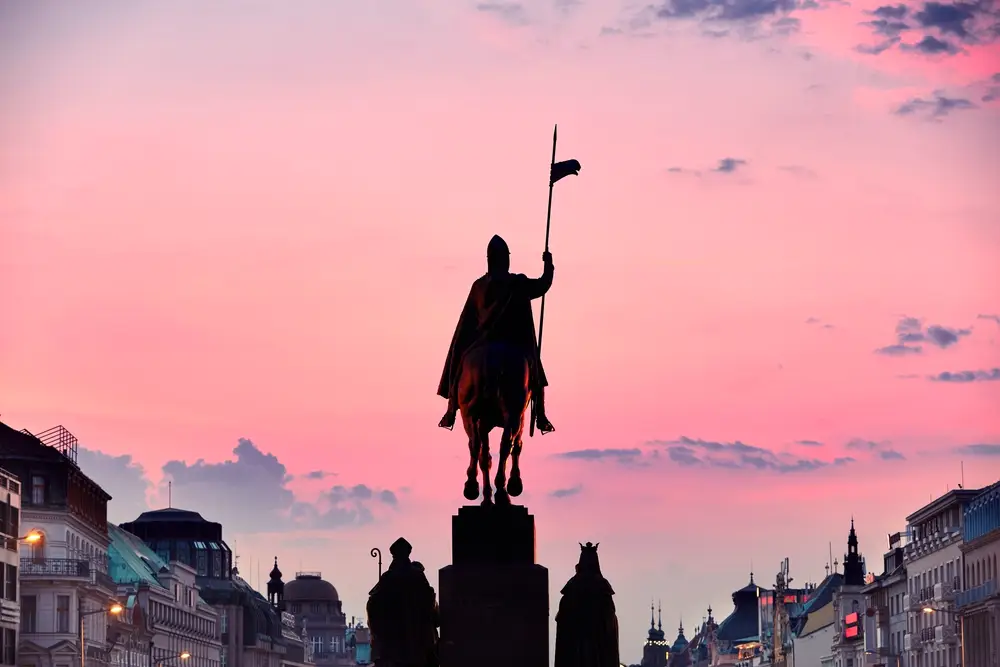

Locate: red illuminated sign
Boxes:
[845,612,859,626]
[845,626,859,638]
[784,595,797,603]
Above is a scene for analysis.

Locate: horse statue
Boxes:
[436,235,556,505]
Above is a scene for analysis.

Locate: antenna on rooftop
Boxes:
[960,461,965,489]
[168,481,172,508]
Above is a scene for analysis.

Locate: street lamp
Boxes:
[79,602,123,667]
[154,651,192,667]
[6,531,43,550]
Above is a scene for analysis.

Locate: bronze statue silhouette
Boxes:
[555,542,620,667]
[436,235,555,504]
[367,538,439,667]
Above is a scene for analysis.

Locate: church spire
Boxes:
[650,600,656,630]
[658,601,663,631]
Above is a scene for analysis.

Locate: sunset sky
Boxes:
[1,0,998,662]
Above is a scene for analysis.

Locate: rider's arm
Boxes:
[521,254,554,300]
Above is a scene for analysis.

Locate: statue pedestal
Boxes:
[438,504,549,667]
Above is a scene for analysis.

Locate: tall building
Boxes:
[640,602,668,667]
[714,573,763,663]
[108,522,221,667]
[0,467,22,667]
[830,520,867,667]
[902,487,979,667]
[119,509,309,667]
[0,423,118,667]
[861,531,907,666]
[957,480,1000,667]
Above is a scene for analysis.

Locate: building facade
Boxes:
[861,531,907,667]
[0,423,118,667]
[277,571,351,667]
[957,481,1000,667]
[902,488,978,667]
[119,509,309,667]
[108,522,221,667]
[1,468,22,667]
[830,521,868,667]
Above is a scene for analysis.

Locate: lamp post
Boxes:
[7,531,43,550]
[79,602,123,667]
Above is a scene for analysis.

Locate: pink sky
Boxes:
[1,0,998,662]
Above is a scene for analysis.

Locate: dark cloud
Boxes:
[550,484,584,498]
[301,470,334,480]
[715,157,748,173]
[879,449,907,461]
[77,448,152,523]
[653,436,852,473]
[977,313,1000,325]
[796,439,824,447]
[160,438,398,533]
[554,448,644,463]
[953,443,1000,456]
[876,316,971,354]
[805,316,835,329]
[846,438,882,451]
[929,368,1000,382]
[476,2,530,25]
[858,0,1000,56]
[895,92,975,118]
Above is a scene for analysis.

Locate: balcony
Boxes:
[919,627,934,643]
[956,578,997,609]
[935,625,958,645]
[904,634,913,652]
[934,580,956,602]
[20,558,91,579]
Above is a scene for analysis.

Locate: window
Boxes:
[220,648,226,667]
[213,552,222,577]
[21,594,36,633]
[31,476,45,505]
[3,564,14,601]
[196,550,208,576]
[310,636,324,654]
[57,595,70,633]
[220,611,227,634]
[3,628,14,665]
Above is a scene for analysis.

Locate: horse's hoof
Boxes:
[507,476,523,497]
[481,495,494,507]
[495,489,511,506]
[463,480,479,501]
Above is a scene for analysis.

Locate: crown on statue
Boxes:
[578,541,601,571]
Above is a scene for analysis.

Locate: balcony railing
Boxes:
[956,578,997,608]
[935,624,958,645]
[20,558,91,578]
[920,627,934,643]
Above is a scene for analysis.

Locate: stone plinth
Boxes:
[438,504,549,667]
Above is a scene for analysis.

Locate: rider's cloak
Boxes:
[436,269,551,399]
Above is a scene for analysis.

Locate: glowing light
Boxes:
[109,604,124,615]
[180,653,191,660]
[22,532,42,543]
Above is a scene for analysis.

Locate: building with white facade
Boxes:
[0,423,119,667]
[957,480,1000,667]
[861,531,907,667]
[902,488,979,667]
[0,468,23,666]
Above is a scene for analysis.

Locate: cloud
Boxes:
[845,438,906,461]
[953,443,1000,456]
[77,448,152,523]
[875,316,972,354]
[476,2,530,26]
[929,368,1000,382]
[550,484,584,498]
[858,0,1000,56]
[157,438,399,533]
[779,165,819,179]
[301,470,334,480]
[879,449,907,461]
[715,157,748,173]
[805,316,835,329]
[795,439,824,446]
[846,438,882,451]
[977,313,1000,325]
[554,448,644,464]
[895,92,976,119]
[652,436,853,473]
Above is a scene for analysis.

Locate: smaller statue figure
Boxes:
[367,538,439,667]
[555,542,620,667]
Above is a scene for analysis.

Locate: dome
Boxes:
[284,572,339,602]
[130,508,209,523]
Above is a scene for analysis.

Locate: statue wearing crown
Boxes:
[554,542,620,667]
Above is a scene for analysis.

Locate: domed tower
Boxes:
[284,572,351,666]
[641,601,668,667]
[267,557,285,610]
[842,518,866,587]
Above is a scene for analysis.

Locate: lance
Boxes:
[532,124,581,435]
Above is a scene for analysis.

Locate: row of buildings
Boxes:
[0,421,372,667]
[631,480,999,667]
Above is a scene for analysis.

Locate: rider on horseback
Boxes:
[437,234,556,434]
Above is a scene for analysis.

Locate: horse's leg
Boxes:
[494,424,513,506]
[479,423,494,505]
[462,414,480,501]
[508,432,524,497]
